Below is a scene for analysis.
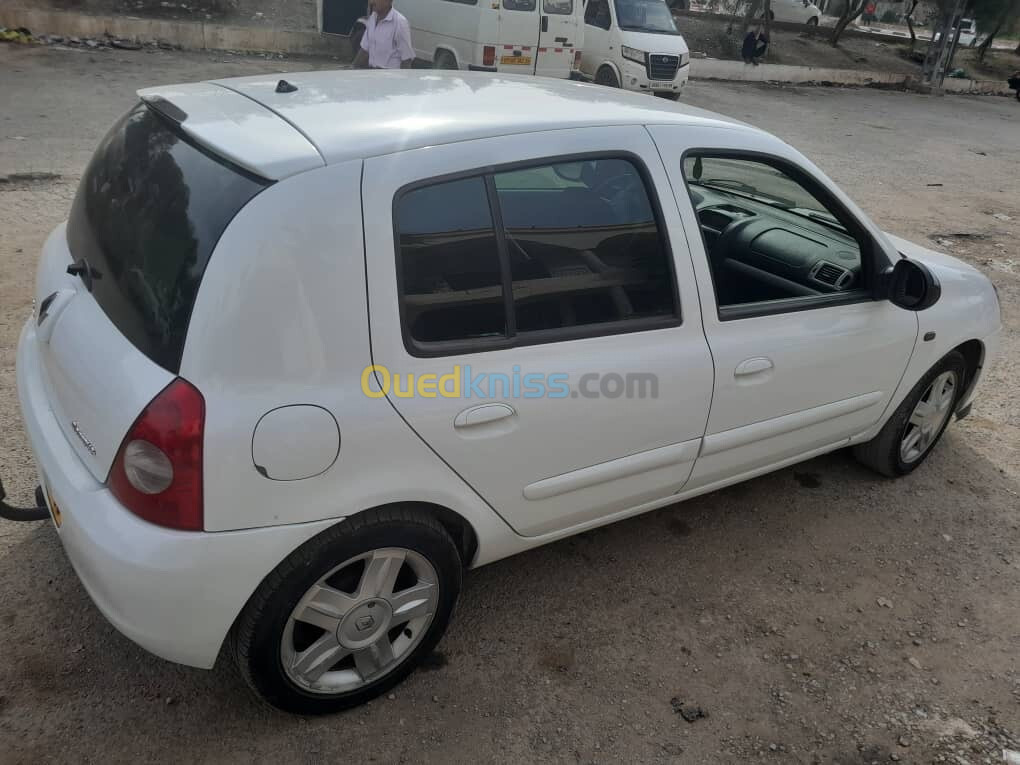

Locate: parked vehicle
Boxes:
[9,70,1001,715]
[750,0,821,25]
[770,0,821,24]
[933,17,978,47]
[582,0,691,98]
[391,0,585,77]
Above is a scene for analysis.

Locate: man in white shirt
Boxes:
[353,0,415,70]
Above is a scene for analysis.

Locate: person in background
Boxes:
[862,0,877,26]
[353,0,415,70]
[741,24,769,65]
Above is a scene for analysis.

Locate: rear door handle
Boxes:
[454,403,516,428]
[734,357,774,377]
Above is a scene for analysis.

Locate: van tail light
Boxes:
[573,50,583,70]
[483,45,496,67]
[109,378,205,531]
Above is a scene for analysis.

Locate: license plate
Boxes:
[500,55,532,66]
[649,81,673,88]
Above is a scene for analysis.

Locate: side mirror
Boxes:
[885,258,941,311]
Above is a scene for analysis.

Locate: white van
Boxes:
[580,0,690,99]
[393,0,585,78]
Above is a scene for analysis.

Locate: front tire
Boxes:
[853,351,966,477]
[806,15,819,25]
[595,65,621,88]
[231,506,462,715]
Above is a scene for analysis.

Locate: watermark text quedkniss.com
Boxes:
[361,365,658,399]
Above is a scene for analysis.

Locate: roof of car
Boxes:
[141,70,757,180]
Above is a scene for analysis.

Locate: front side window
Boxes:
[394,156,679,354]
[613,0,679,34]
[681,154,869,314]
[544,0,574,13]
[585,0,612,28]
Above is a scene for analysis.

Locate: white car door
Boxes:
[648,125,918,490]
[362,126,714,538]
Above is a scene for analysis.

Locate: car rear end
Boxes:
[12,85,330,668]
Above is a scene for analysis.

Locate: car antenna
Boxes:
[275,79,298,94]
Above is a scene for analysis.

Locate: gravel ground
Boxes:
[1,44,1019,764]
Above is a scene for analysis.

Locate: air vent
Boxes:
[811,261,853,290]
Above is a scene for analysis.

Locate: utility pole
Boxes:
[922,0,967,92]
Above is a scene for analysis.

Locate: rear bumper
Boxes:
[15,318,339,669]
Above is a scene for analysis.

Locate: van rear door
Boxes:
[536,0,581,78]
[497,0,541,74]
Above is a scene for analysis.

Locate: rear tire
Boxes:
[595,65,620,88]
[230,506,462,715]
[433,49,458,70]
[807,16,819,25]
[852,351,966,478]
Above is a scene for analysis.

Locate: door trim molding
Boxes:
[700,390,884,457]
[523,438,701,501]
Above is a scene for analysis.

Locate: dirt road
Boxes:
[1,44,1018,764]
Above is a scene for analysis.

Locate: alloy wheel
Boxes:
[280,548,439,694]
[899,370,956,464]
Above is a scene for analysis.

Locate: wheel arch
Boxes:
[433,45,461,69]
[952,338,984,406]
[596,61,622,84]
[220,500,480,668]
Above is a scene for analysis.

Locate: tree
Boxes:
[974,0,1020,60]
[903,0,921,49]
[830,0,868,45]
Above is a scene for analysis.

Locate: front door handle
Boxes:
[734,357,774,377]
[454,403,516,428]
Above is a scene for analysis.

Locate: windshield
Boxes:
[613,0,679,34]
[684,156,848,233]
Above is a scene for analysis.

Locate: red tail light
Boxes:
[573,50,583,70]
[109,378,205,531]
[483,45,496,67]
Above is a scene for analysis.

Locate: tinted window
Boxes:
[494,159,675,333]
[544,0,574,13]
[585,0,611,27]
[395,177,506,344]
[504,0,537,9]
[66,103,269,372]
[681,155,866,311]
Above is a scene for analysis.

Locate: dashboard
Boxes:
[690,183,863,306]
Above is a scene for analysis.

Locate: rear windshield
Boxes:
[66,102,270,372]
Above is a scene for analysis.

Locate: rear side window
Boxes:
[395,177,506,343]
[394,156,679,355]
[66,103,270,372]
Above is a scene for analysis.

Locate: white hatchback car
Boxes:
[11,71,1000,714]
